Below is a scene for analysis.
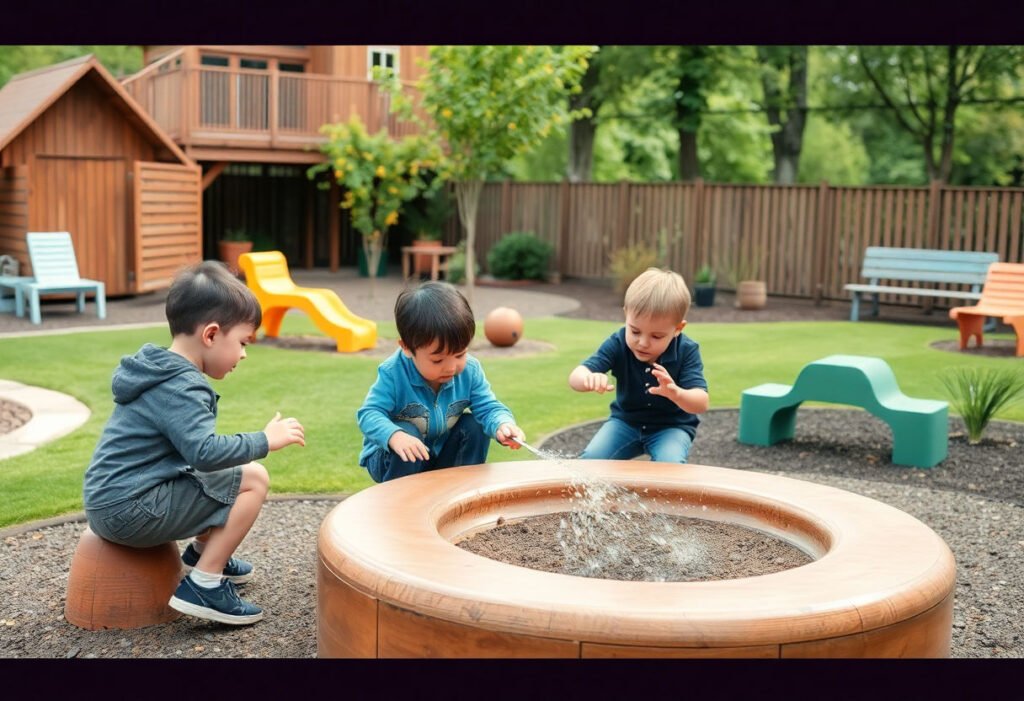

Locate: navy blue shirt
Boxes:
[581,328,708,438]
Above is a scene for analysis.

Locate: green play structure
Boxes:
[738,354,949,468]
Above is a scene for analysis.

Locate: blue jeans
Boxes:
[580,417,694,464]
[365,412,491,483]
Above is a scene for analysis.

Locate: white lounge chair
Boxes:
[18,232,106,325]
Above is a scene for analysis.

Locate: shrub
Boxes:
[940,366,1024,444]
[446,240,479,285]
[608,243,659,294]
[694,263,716,286]
[486,232,553,281]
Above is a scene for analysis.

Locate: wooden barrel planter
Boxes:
[735,280,767,310]
[317,460,955,658]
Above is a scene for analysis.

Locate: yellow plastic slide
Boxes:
[238,251,377,352]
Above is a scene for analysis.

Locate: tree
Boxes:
[308,116,447,297]
[0,46,142,86]
[843,46,1023,183]
[389,45,594,302]
[756,46,809,184]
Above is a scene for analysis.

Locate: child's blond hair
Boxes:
[623,267,691,321]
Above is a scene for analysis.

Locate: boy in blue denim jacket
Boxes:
[358,281,526,482]
[83,261,306,626]
[569,267,709,463]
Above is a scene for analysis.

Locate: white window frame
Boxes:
[367,46,399,79]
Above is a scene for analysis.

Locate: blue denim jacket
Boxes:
[357,349,515,466]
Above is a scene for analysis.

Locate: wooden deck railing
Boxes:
[123,64,421,150]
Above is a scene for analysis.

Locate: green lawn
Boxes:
[0,314,1020,528]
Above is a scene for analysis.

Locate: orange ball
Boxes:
[484,307,524,347]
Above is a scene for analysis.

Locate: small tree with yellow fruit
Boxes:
[308,115,446,296]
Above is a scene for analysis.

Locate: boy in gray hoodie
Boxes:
[83,261,305,626]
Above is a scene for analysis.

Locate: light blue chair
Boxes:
[18,232,106,325]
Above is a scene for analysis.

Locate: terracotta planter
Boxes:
[735,280,767,310]
[218,240,253,276]
[412,238,442,274]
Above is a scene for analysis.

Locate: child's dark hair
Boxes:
[394,281,475,354]
[165,260,262,336]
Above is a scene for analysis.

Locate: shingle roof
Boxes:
[0,53,190,164]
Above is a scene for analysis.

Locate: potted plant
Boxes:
[725,251,766,310]
[693,263,717,307]
[218,227,253,276]
[402,185,453,276]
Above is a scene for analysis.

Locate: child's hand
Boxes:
[496,423,526,448]
[264,411,305,451]
[647,363,679,399]
[582,371,614,394]
[389,431,430,462]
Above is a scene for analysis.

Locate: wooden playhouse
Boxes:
[0,55,202,296]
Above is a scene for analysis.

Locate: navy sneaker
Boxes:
[181,543,253,585]
[168,576,263,625]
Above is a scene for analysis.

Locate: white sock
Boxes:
[189,568,223,589]
[191,540,206,553]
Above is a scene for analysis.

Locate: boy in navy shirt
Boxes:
[357,281,526,482]
[569,267,709,463]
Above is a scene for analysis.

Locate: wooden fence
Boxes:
[447,180,1024,304]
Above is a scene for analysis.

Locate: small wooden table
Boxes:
[0,275,31,314]
[401,245,457,281]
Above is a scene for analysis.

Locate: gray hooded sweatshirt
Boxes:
[83,343,269,510]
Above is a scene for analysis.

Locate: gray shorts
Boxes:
[85,467,242,548]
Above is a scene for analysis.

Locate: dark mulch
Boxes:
[0,399,31,436]
[539,409,1024,507]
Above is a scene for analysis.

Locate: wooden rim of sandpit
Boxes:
[318,460,956,648]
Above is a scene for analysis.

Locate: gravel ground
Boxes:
[1,275,1021,658]
[0,398,31,434]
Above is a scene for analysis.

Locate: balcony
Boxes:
[123,55,422,163]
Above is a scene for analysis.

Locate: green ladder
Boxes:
[738,355,948,468]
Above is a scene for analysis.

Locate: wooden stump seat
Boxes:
[64,527,183,630]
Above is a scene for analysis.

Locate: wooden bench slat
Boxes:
[843,284,981,300]
[846,246,998,322]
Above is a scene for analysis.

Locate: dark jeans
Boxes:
[365,412,491,483]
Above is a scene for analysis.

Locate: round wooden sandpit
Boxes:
[317,460,956,658]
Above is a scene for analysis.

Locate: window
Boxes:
[368,46,398,79]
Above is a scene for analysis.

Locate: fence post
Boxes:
[691,177,705,276]
[500,180,511,235]
[615,181,630,252]
[559,178,570,279]
[812,180,831,305]
[925,179,943,249]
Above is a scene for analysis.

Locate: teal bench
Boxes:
[844,247,998,322]
[738,355,948,468]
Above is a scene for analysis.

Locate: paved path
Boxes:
[0,380,89,460]
[0,269,579,336]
